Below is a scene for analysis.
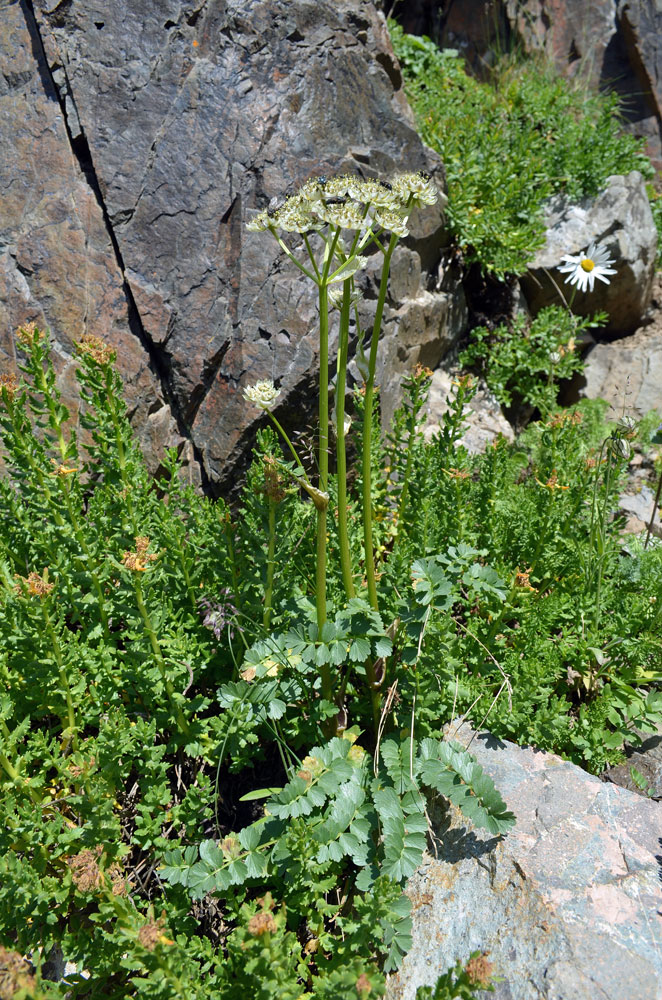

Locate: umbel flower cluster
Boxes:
[246,170,438,238]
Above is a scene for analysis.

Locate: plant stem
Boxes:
[133,576,190,736]
[362,233,398,612]
[42,604,78,751]
[263,497,276,629]
[266,412,311,485]
[336,281,355,600]
[317,275,333,702]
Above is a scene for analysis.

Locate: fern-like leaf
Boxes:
[418,738,515,835]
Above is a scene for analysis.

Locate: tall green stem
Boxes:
[336,281,355,600]
[362,233,398,612]
[133,576,190,736]
[42,604,77,751]
[263,497,276,629]
[317,278,333,702]
[266,412,311,485]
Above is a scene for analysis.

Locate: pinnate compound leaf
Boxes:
[411,557,454,607]
[374,785,427,882]
[418,738,515,834]
[379,737,419,793]
[382,894,413,973]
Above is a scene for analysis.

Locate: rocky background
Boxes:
[391,0,662,170]
[1,0,661,495]
[1,0,457,489]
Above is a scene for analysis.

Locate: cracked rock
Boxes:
[16,0,452,488]
[0,0,186,476]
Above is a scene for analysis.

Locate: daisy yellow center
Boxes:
[580,258,595,272]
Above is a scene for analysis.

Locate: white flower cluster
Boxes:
[242,380,281,410]
[246,171,438,237]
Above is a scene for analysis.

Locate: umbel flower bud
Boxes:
[243,380,281,411]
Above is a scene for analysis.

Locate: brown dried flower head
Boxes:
[14,570,54,598]
[77,334,116,366]
[247,911,277,937]
[514,567,536,592]
[464,952,494,988]
[548,409,582,429]
[68,756,96,779]
[412,363,433,381]
[263,455,287,503]
[67,846,103,893]
[355,972,372,996]
[109,862,128,897]
[138,913,173,951]
[0,372,19,400]
[15,321,40,347]
[0,945,37,999]
[122,536,157,572]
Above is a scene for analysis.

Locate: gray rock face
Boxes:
[0,0,184,475]
[11,0,454,488]
[388,724,662,1000]
[521,172,657,335]
[579,323,662,418]
[619,484,662,539]
[423,369,514,452]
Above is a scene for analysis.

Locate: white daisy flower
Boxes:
[557,242,616,293]
[243,380,281,410]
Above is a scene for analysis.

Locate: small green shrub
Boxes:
[389,23,655,275]
[459,305,599,415]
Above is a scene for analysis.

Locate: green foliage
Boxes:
[390,393,662,773]
[2,315,660,999]
[0,331,519,999]
[390,22,654,275]
[415,951,496,998]
[460,306,600,414]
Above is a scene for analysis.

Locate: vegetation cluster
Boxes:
[389,22,660,275]
[0,24,661,1000]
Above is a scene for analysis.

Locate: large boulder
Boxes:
[388,724,662,1000]
[0,0,459,489]
[0,0,185,475]
[580,323,662,417]
[520,172,657,335]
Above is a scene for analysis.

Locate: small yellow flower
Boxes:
[50,460,79,477]
[535,470,569,491]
